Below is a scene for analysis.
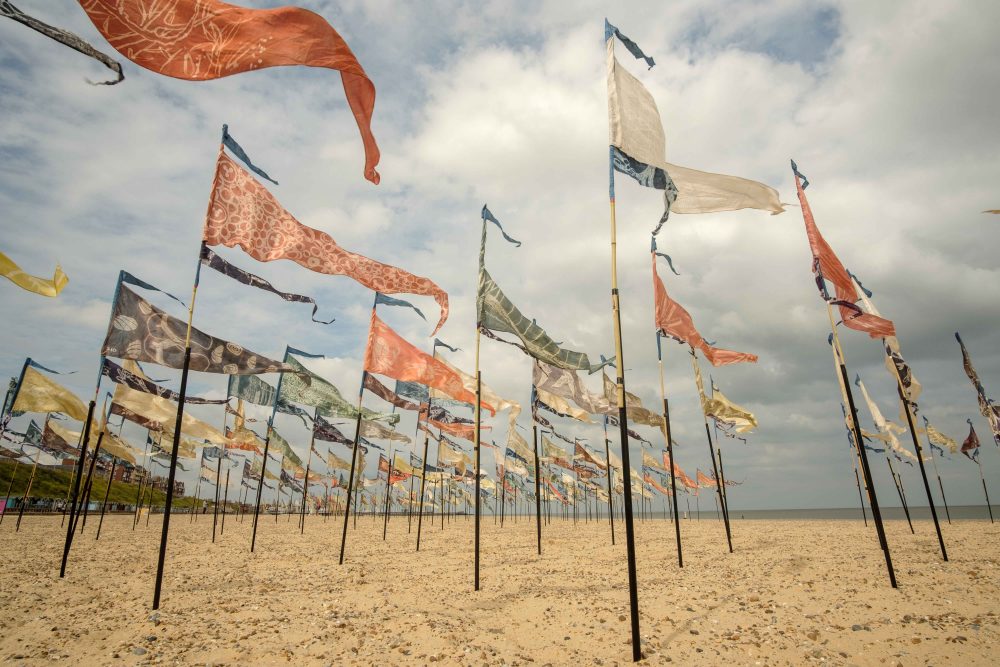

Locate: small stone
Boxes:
[690,629,699,635]
[618,615,626,622]
[910,638,921,644]
[851,625,863,632]
[131,647,147,656]
[807,630,819,641]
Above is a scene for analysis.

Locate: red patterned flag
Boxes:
[791,162,895,338]
[203,152,449,333]
[652,254,757,367]
[363,312,492,412]
[78,0,379,183]
[663,452,698,490]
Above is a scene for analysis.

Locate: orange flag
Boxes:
[78,0,380,183]
[203,152,449,334]
[791,163,894,338]
[652,254,757,367]
[363,312,494,414]
[662,452,699,490]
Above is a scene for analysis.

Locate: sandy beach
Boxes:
[0,512,997,666]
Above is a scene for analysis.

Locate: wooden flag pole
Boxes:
[691,348,732,553]
[532,423,542,555]
[827,303,897,587]
[602,417,616,545]
[891,379,947,559]
[656,333,682,567]
[607,143,642,661]
[921,417,951,524]
[14,442,44,532]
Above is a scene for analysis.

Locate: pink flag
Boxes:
[792,167,895,338]
[203,153,448,334]
[79,0,380,183]
[652,255,757,366]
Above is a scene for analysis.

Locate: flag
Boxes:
[268,428,303,471]
[102,285,293,374]
[540,435,571,469]
[0,250,67,297]
[922,418,958,455]
[203,152,448,333]
[641,448,665,472]
[78,0,380,183]
[2,2,123,83]
[280,355,398,424]
[437,438,472,474]
[606,20,783,234]
[956,332,1000,446]
[363,312,488,411]
[653,255,757,366]
[535,387,591,423]
[601,373,664,430]
[326,449,353,471]
[790,162,895,338]
[532,360,611,415]
[360,419,410,444]
[478,269,603,372]
[696,470,715,489]
[313,415,354,447]
[663,452,698,490]
[962,421,980,461]
[706,379,758,434]
[644,473,672,496]
[432,349,517,418]
[363,374,421,412]
[854,375,918,463]
[200,247,333,324]
[11,365,87,422]
[41,420,80,457]
[102,358,227,405]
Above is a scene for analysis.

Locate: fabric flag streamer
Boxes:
[790,162,895,338]
[955,333,1000,446]
[41,421,80,457]
[102,359,227,405]
[102,285,293,374]
[0,250,68,297]
[961,421,981,461]
[1,1,123,84]
[922,419,958,455]
[533,360,611,415]
[360,419,410,444]
[313,415,355,448]
[653,253,757,367]
[540,435,571,469]
[535,387,591,423]
[576,442,608,471]
[363,374,421,412]
[202,152,448,333]
[478,269,605,372]
[854,375,918,463]
[11,365,87,422]
[363,312,488,410]
[706,379,757,433]
[279,356,398,424]
[226,374,311,424]
[601,373,665,431]
[78,0,379,182]
[432,349,515,419]
[326,449,353,471]
[200,247,333,324]
[605,20,783,235]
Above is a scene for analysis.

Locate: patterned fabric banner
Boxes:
[854,375,918,463]
[791,163,895,338]
[478,268,600,372]
[201,247,333,324]
[852,275,922,406]
[41,420,79,456]
[575,442,607,471]
[432,349,516,418]
[313,414,355,448]
[922,417,958,455]
[281,355,398,424]
[203,153,447,333]
[363,374,420,412]
[0,250,67,297]
[11,365,87,422]
[103,358,227,405]
[532,360,610,415]
[653,256,758,367]
[956,333,1000,446]
[103,286,293,375]
[962,421,981,461]
[540,434,571,469]
[707,379,758,434]
[78,0,379,182]
[361,419,410,444]
[601,373,664,431]
[363,312,485,410]
[226,373,314,424]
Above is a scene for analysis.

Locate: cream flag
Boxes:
[113,361,227,445]
[855,376,918,463]
[641,448,665,471]
[360,419,410,444]
[606,38,783,216]
[506,426,534,462]
[12,366,88,422]
[691,355,757,432]
[918,422,959,455]
[535,387,591,423]
[433,351,520,418]
[602,373,664,431]
[533,361,610,415]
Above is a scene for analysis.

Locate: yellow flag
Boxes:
[12,366,87,421]
[0,251,68,297]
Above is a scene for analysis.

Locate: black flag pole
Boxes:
[885,455,914,534]
[691,348,732,553]
[855,466,868,526]
[212,383,231,544]
[922,416,951,524]
[250,350,289,554]
[656,333,682,567]
[828,304,897,588]
[602,416,616,544]
[608,135,642,663]
[532,422,542,555]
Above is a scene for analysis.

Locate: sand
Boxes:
[0,511,997,666]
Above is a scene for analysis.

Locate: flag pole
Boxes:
[602,416,616,544]
[607,119,642,663]
[715,441,733,526]
[73,397,110,535]
[382,442,395,540]
[250,350,288,553]
[691,348,732,553]
[92,455,117,539]
[656,332,682,566]
[922,416,951,524]
[14,441,44,532]
[301,407,319,535]
[339,296,378,564]
[474,210,488,592]
[827,303,897,587]
[212,383,231,543]
[855,466,868,526]
[889,372,947,559]
[532,422,542,555]
[885,456,913,533]
[974,437,993,523]
[221,466,231,535]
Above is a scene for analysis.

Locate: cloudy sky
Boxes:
[1,0,997,511]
